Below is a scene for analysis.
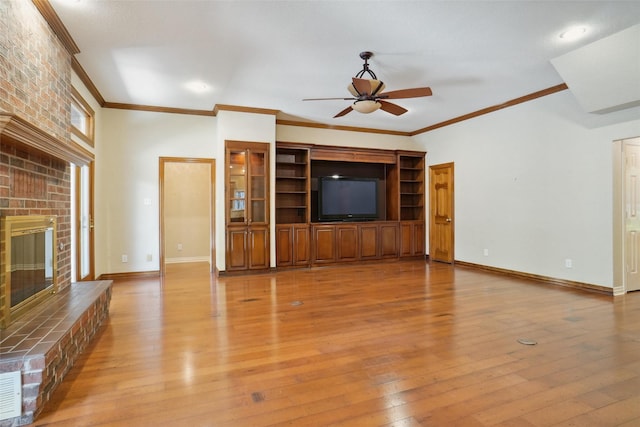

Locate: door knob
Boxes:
[445,218,452,222]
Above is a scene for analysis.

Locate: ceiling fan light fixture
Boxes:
[348,79,385,97]
[352,100,381,114]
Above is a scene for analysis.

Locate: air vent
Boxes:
[0,371,21,421]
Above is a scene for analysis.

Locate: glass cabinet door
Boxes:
[228,150,246,223]
[249,151,267,224]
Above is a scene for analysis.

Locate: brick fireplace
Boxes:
[0,115,111,426]
[0,2,111,425]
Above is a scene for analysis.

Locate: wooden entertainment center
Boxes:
[275,142,425,268]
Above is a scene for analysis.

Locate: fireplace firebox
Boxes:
[0,215,58,328]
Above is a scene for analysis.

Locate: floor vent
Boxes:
[0,371,21,421]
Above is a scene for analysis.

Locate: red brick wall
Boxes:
[0,1,72,139]
[0,0,74,313]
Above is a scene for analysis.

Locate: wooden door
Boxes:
[429,163,454,263]
[625,142,640,292]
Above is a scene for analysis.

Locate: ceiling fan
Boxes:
[303,51,432,118]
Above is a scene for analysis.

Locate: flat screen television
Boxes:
[318,176,378,221]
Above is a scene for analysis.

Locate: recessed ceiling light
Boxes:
[184,80,211,94]
[559,26,588,41]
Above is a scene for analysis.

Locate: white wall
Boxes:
[413,90,640,288]
[97,109,216,276]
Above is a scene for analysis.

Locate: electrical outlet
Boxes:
[565,258,572,268]
[483,248,489,256]
[146,254,152,262]
[177,243,183,251]
[121,254,128,263]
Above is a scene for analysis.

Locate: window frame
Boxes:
[70,86,95,147]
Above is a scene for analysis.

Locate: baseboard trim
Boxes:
[454,260,613,296]
[98,270,160,280]
[165,256,210,264]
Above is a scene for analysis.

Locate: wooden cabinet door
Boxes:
[225,141,270,272]
[293,225,310,265]
[380,223,399,258]
[400,222,425,257]
[413,222,425,256]
[400,223,413,257]
[313,225,336,264]
[276,225,293,266]
[359,224,379,259]
[226,227,248,270]
[248,227,269,269]
[337,225,358,261]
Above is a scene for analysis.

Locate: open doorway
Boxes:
[159,157,215,275]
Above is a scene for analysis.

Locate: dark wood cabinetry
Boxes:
[275,144,311,267]
[398,152,426,259]
[276,224,310,266]
[399,153,425,222]
[275,143,424,268]
[400,221,425,257]
[312,225,336,264]
[225,141,269,272]
[310,222,399,265]
[275,145,310,225]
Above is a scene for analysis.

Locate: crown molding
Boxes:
[32,0,80,55]
[103,102,216,117]
[213,104,279,116]
[71,57,105,107]
[410,83,569,136]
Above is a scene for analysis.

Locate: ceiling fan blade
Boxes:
[303,97,355,101]
[378,100,408,116]
[334,106,353,118]
[378,87,432,99]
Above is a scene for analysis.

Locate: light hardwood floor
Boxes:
[34,260,640,426]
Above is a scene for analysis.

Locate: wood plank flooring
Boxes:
[34,261,640,426]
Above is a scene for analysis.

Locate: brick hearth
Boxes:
[0,280,112,426]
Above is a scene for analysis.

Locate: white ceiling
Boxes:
[49,0,640,133]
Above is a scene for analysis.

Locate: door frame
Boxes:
[159,157,216,275]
